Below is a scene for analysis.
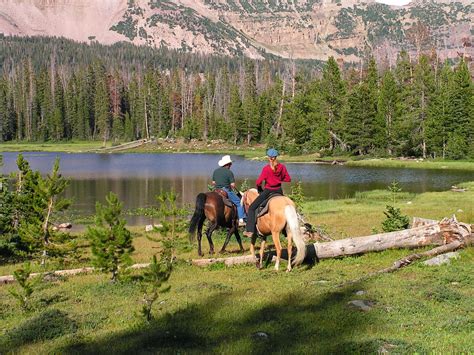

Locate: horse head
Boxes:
[241,188,258,213]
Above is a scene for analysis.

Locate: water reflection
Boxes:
[2,152,472,225]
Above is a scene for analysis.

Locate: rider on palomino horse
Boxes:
[211,155,246,227]
[243,148,291,238]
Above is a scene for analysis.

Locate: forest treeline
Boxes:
[0,36,472,159]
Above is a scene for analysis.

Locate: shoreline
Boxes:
[1,141,474,171]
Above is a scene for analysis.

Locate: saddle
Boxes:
[215,189,234,208]
[256,192,283,218]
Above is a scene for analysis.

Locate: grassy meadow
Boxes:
[1,181,473,353]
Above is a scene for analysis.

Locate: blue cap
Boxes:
[266,148,279,157]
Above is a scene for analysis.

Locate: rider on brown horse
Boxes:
[243,148,291,238]
[212,155,246,227]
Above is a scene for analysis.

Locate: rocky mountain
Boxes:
[0,0,472,62]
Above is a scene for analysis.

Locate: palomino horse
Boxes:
[241,188,306,271]
[189,190,244,256]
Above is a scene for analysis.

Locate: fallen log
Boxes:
[313,216,472,259]
[342,240,463,287]
[0,263,151,285]
[192,216,473,267]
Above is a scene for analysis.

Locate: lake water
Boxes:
[2,152,472,225]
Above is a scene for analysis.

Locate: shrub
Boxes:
[86,192,134,282]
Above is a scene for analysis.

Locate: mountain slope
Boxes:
[0,0,472,62]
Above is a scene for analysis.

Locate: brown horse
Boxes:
[241,188,306,271]
[189,190,244,256]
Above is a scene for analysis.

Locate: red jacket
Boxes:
[256,163,291,191]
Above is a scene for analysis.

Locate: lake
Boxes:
[2,152,472,225]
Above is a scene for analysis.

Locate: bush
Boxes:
[86,192,134,282]
[381,205,410,232]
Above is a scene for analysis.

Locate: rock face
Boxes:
[0,0,472,62]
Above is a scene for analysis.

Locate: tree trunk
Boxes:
[191,216,472,267]
[313,216,471,259]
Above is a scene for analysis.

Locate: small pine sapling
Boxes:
[140,191,182,321]
[382,180,409,232]
[86,192,134,282]
[382,205,410,232]
[288,180,305,214]
[153,191,189,240]
[140,249,172,322]
[239,178,249,193]
[8,263,40,311]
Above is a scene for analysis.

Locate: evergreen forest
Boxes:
[0,36,472,159]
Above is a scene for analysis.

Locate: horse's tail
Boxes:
[189,193,207,240]
[285,205,306,266]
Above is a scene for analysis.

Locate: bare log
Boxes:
[191,217,472,267]
[191,255,273,267]
[313,216,472,259]
[342,240,463,287]
[0,263,151,285]
[411,216,438,228]
[313,223,443,259]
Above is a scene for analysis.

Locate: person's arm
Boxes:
[280,164,291,183]
[256,166,267,190]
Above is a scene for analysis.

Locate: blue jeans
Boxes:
[223,187,246,220]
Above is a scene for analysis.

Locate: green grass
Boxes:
[0,141,110,153]
[347,158,474,171]
[1,182,473,353]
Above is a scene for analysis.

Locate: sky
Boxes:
[375,0,411,5]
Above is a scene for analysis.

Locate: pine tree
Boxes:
[241,61,260,144]
[366,57,384,152]
[93,63,111,145]
[87,192,134,282]
[12,155,71,259]
[378,70,398,155]
[426,62,453,158]
[282,89,314,153]
[51,72,65,140]
[320,57,346,152]
[228,84,243,144]
[0,155,17,257]
[394,51,416,156]
[344,82,378,155]
[448,58,473,159]
[412,55,435,158]
[0,78,8,141]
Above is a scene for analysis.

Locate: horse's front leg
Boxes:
[250,234,258,267]
[206,223,217,255]
[220,225,234,253]
[234,228,244,253]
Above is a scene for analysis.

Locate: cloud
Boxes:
[375,0,411,5]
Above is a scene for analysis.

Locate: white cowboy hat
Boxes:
[218,155,232,167]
